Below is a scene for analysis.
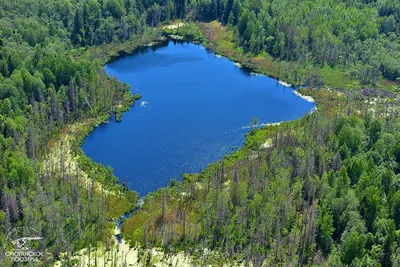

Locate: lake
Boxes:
[82,41,315,196]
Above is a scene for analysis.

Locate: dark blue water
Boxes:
[82,41,315,196]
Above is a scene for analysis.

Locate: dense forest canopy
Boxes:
[2,0,400,86]
[0,0,399,266]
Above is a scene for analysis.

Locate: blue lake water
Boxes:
[82,41,315,196]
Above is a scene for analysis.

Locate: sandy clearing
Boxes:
[278,80,292,87]
[260,139,272,150]
[54,239,194,266]
[293,90,316,103]
[163,22,186,30]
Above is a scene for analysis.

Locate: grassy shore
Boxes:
[194,21,396,91]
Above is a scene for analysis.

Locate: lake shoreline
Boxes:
[48,23,321,265]
[76,22,318,211]
[61,22,318,211]
[88,35,316,196]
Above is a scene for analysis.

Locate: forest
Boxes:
[0,0,399,266]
